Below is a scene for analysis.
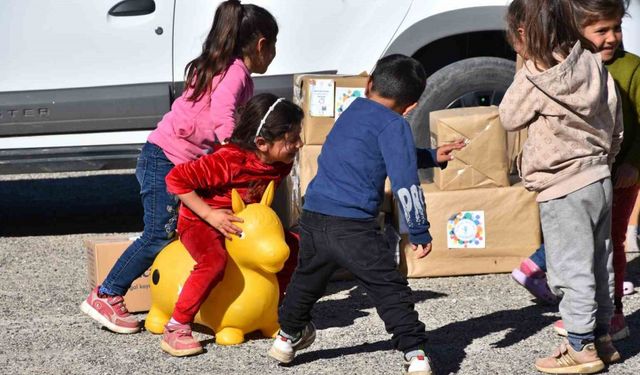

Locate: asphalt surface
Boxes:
[1,172,639,374]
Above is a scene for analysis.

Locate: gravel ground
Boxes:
[0,234,639,375]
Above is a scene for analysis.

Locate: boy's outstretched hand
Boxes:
[436,138,467,163]
[410,242,432,259]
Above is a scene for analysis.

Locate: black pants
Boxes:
[279,210,427,353]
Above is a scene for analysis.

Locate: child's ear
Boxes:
[255,136,269,152]
[402,102,418,117]
[365,78,373,97]
[256,37,268,54]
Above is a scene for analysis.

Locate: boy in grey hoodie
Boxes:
[500,1,623,373]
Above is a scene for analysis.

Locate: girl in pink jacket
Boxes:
[81,0,278,336]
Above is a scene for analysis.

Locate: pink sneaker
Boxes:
[553,313,630,342]
[80,286,140,334]
[552,319,567,337]
[511,258,558,305]
[161,323,203,357]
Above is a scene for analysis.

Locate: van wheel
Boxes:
[409,57,516,148]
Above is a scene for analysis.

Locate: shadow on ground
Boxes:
[0,174,142,236]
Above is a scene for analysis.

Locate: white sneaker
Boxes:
[406,354,433,375]
[623,281,635,296]
[268,322,316,364]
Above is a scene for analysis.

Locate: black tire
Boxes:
[409,57,516,149]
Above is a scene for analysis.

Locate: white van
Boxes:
[1,0,639,173]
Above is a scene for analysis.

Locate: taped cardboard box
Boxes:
[84,237,151,312]
[430,106,509,190]
[294,74,369,145]
[395,183,541,277]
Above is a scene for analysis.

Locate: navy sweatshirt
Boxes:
[304,97,441,244]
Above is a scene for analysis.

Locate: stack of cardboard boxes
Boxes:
[275,74,541,279]
[395,106,541,277]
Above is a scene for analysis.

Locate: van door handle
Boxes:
[108,0,156,17]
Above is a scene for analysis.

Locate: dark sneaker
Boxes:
[80,286,140,334]
[160,323,203,357]
[609,313,630,341]
[535,340,604,374]
[594,334,620,364]
[268,322,316,364]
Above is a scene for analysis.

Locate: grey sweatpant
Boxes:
[539,178,614,335]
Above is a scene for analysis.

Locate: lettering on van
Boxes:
[0,108,50,120]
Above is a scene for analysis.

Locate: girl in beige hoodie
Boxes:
[500,0,623,373]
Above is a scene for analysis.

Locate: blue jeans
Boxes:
[100,142,178,296]
[530,244,547,272]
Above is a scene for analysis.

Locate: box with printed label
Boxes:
[395,183,541,277]
[293,74,369,145]
[84,237,151,313]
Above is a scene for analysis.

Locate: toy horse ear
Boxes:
[231,189,246,213]
[260,181,275,207]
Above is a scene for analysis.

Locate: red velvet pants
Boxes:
[611,184,639,310]
[171,219,299,323]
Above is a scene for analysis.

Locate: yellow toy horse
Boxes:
[144,181,290,345]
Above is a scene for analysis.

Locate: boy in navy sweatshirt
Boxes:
[268,54,464,375]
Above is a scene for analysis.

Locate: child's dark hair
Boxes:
[229,93,303,150]
[185,0,278,102]
[571,0,627,28]
[505,0,594,69]
[370,54,426,107]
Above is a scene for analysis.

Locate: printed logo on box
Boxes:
[447,211,485,248]
[335,87,365,119]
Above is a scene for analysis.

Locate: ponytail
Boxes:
[506,0,593,69]
[184,0,278,102]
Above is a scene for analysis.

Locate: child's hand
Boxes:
[204,209,244,239]
[436,139,466,163]
[410,242,432,259]
[614,163,639,189]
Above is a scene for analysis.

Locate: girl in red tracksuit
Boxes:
[161,94,303,357]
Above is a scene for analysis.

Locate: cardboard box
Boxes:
[430,106,510,190]
[84,237,151,312]
[299,145,322,196]
[395,183,541,277]
[294,74,369,145]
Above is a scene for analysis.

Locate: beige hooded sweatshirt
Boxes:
[500,42,623,202]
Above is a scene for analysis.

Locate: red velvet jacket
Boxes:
[165,143,292,223]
